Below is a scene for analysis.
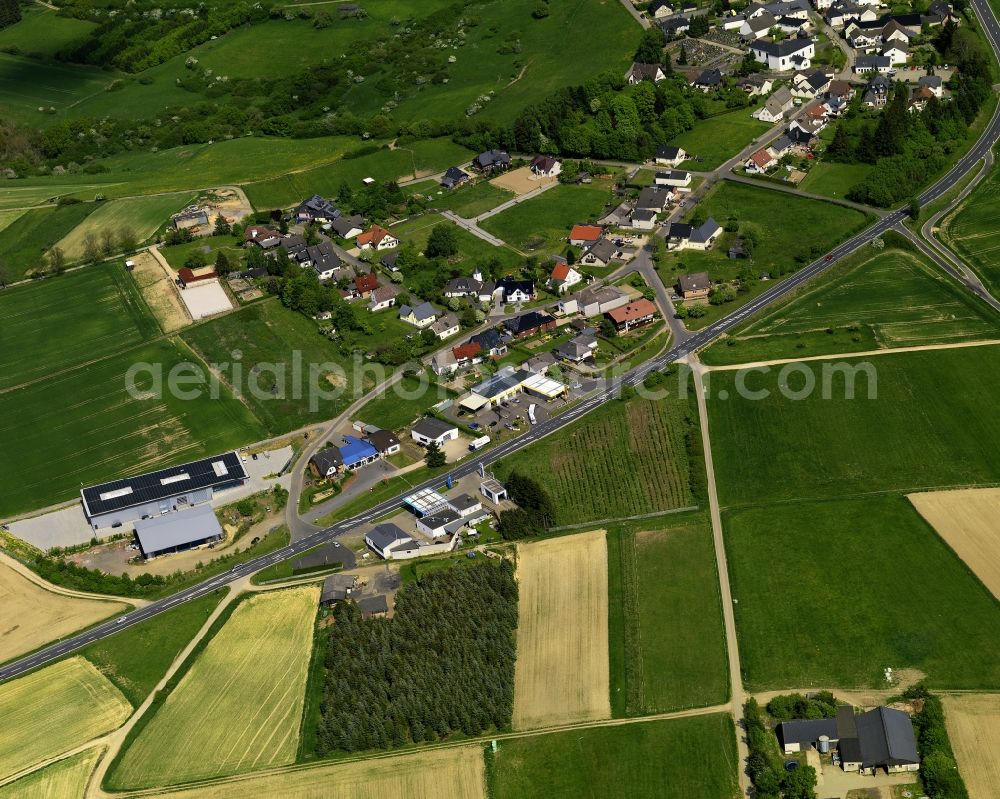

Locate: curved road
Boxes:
[3,0,1000,685]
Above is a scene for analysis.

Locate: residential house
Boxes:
[296,195,340,223]
[648,0,674,18]
[678,271,712,300]
[309,448,343,478]
[882,41,908,64]
[470,328,507,358]
[380,250,401,272]
[495,276,535,304]
[722,13,747,30]
[569,224,604,246]
[746,147,778,173]
[297,241,342,281]
[862,73,891,106]
[693,68,723,92]
[368,284,399,312]
[524,351,557,375]
[750,37,815,71]
[908,84,935,112]
[854,54,892,74]
[606,298,659,332]
[430,312,460,340]
[453,341,483,368]
[827,79,853,102]
[789,117,825,142]
[919,74,943,98]
[775,13,810,33]
[792,70,832,99]
[530,155,561,178]
[441,166,470,189]
[431,349,458,376]
[354,272,379,299]
[741,11,777,39]
[666,217,722,251]
[652,171,690,190]
[549,262,584,294]
[753,86,795,121]
[557,285,630,317]
[630,208,658,231]
[357,224,399,251]
[243,225,281,249]
[882,18,914,43]
[399,301,438,328]
[846,21,883,49]
[654,145,687,166]
[337,435,379,471]
[332,214,365,239]
[280,234,308,259]
[365,524,417,559]
[411,417,459,446]
[659,14,690,36]
[472,150,511,173]
[581,238,624,267]
[553,333,599,363]
[740,74,774,95]
[626,62,667,84]
[366,428,401,457]
[770,134,794,157]
[506,310,556,339]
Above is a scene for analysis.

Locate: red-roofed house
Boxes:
[357,224,399,251]
[569,224,603,246]
[453,341,483,367]
[605,298,658,332]
[745,148,778,174]
[548,262,584,294]
[354,272,380,298]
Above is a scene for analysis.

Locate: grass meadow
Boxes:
[0,262,158,390]
[418,179,516,218]
[798,161,876,200]
[725,495,1000,690]
[497,394,694,527]
[390,211,522,271]
[702,247,1000,365]
[0,657,130,781]
[56,193,193,259]
[673,109,772,170]
[159,234,244,271]
[0,338,264,517]
[479,181,614,256]
[358,374,458,432]
[943,156,1000,295]
[706,345,1000,508]
[0,8,95,59]
[607,514,729,717]
[110,587,319,788]
[0,749,100,799]
[0,51,110,126]
[489,714,738,799]
[0,201,97,280]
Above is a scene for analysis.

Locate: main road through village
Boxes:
[3,0,1000,685]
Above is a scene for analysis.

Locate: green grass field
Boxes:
[0,8,96,59]
[80,589,228,708]
[0,749,100,799]
[799,161,876,200]
[479,181,614,255]
[489,714,738,799]
[357,374,458,432]
[706,345,1000,508]
[390,211,522,271]
[56,193,194,259]
[159,234,244,271]
[420,180,516,218]
[0,338,264,517]
[110,587,319,789]
[0,262,159,390]
[725,495,1000,690]
[181,301,357,435]
[607,515,729,717]
[0,657,130,782]
[497,393,694,527]
[943,156,1000,296]
[702,247,1000,365]
[0,51,110,126]
[0,202,98,280]
[673,109,772,170]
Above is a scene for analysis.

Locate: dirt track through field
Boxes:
[513,529,611,730]
[943,694,1000,799]
[909,488,1000,600]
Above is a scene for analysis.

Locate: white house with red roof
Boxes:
[357,224,399,251]
[569,224,603,247]
[745,147,778,174]
[548,262,584,294]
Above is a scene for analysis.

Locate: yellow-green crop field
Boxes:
[0,749,100,799]
[56,193,193,259]
[110,586,319,789]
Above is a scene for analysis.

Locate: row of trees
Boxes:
[903,684,970,798]
[315,559,518,754]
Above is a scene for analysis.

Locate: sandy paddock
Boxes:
[489,166,558,196]
[512,528,611,730]
[909,488,1000,600]
[130,250,190,332]
[942,694,1000,799]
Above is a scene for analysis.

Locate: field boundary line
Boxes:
[547,505,699,532]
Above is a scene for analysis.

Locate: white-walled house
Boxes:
[750,38,815,71]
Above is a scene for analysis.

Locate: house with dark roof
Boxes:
[855,54,892,74]
[639,185,675,210]
[296,195,340,223]
[659,14,690,36]
[530,155,561,178]
[368,284,399,312]
[753,86,795,122]
[581,238,624,267]
[495,276,535,303]
[411,417,459,446]
[693,68,723,92]
[309,447,344,478]
[654,145,687,166]
[243,225,281,249]
[356,594,390,618]
[365,428,401,456]
[399,301,438,328]
[626,62,667,84]
[441,166,470,189]
[505,310,556,339]
[365,523,416,559]
[470,328,507,357]
[472,150,511,173]
[678,272,711,299]
[666,218,722,251]
[750,37,815,70]
[553,333,599,363]
[296,240,342,281]
[331,214,365,239]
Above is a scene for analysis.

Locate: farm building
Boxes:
[172,208,209,230]
[411,417,459,446]
[132,504,223,559]
[81,452,248,530]
[320,573,359,605]
[356,595,390,619]
[365,524,418,559]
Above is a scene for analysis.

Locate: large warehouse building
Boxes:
[80,451,248,530]
[133,504,223,559]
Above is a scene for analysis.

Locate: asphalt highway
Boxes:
[3,0,1000,683]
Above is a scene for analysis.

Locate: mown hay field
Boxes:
[138,745,486,799]
[498,395,693,527]
[110,586,319,789]
[942,694,1000,799]
[0,556,128,665]
[0,657,130,781]
[0,749,100,799]
[513,530,610,730]
[943,161,1000,296]
[910,487,1000,600]
[56,193,193,259]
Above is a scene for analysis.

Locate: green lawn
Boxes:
[943,154,1000,296]
[180,301,356,436]
[159,234,244,271]
[497,392,695,527]
[57,193,194,260]
[607,514,729,717]
[725,496,1000,690]
[0,202,98,280]
[79,589,227,708]
[0,7,95,59]
[489,714,738,799]
[0,338,264,517]
[706,345,1000,508]
[389,212,522,272]
[357,374,457,432]
[420,180,515,218]
[702,246,1000,365]
[479,181,614,256]
[799,161,876,200]
[0,262,159,390]
[673,109,772,170]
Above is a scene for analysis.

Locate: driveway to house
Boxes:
[814,13,855,79]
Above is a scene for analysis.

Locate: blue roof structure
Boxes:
[339,436,378,469]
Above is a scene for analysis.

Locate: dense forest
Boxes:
[315,559,518,754]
